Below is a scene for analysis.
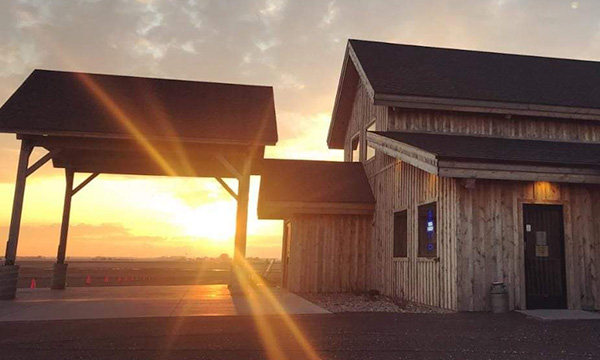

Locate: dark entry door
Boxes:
[523,204,567,309]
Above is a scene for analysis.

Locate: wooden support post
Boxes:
[52,169,74,290]
[230,159,251,293]
[2,141,33,300]
[4,141,33,266]
[233,170,250,264]
[57,169,74,264]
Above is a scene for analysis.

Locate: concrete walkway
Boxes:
[517,309,600,321]
[0,285,328,322]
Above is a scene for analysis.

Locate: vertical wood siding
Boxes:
[456,181,600,311]
[369,160,458,310]
[389,108,600,142]
[344,81,459,310]
[286,214,372,293]
[342,80,600,311]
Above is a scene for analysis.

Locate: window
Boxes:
[366,121,376,160]
[351,134,360,162]
[393,210,408,258]
[418,202,437,257]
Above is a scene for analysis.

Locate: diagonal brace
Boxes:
[215,177,238,201]
[71,173,100,196]
[26,150,59,177]
[215,154,242,179]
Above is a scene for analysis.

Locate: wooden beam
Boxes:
[4,141,33,265]
[22,135,258,153]
[366,132,438,174]
[25,150,57,177]
[71,173,100,196]
[216,154,242,179]
[56,169,74,264]
[215,177,238,200]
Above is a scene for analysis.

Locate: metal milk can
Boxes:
[491,281,509,313]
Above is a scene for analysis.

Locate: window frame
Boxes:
[351,132,361,162]
[365,119,376,162]
[393,209,408,258]
[417,201,438,258]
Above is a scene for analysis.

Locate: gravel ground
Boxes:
[299,292,448,313]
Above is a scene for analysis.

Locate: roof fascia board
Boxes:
[14,131,275,146]
[347,43,376,100]
[366,132,438,174]
[438,160,600,175]
[439,166,600,184]
[327,46,352,147]
[258,201,375,220]
[327,42,377,149]
[374,93,600,121]
[366,132,600,183]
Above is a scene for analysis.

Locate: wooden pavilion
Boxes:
[0,69,277,299]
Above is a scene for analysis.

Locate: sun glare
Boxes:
[172,201,236,243]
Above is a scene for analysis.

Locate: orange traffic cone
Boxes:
[30,278,36,289]
[85,275,92,285]
[104,276,109,283]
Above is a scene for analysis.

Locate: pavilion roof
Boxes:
[0,70,278,145]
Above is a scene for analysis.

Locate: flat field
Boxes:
[14,258,282,288]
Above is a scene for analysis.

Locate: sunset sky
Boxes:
[1,0,599,259]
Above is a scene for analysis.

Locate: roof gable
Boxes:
[329,39,600,149]
[0,70,278,145]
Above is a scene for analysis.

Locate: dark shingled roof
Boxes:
[373,131,600,167]
[0,69,278,145]
[328,39,600,149]
[257,159,375,219]
[351,39,600,109]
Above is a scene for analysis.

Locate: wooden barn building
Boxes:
[260,39,600,312]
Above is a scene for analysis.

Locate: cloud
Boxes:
[1,0,600,257]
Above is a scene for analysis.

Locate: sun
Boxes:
[172,201,237,244]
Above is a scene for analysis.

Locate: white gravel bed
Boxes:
[299,292,448,314]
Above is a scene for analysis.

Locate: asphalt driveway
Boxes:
[1,312,599,359]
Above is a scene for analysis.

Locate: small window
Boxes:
[418,202,437,257]
[393,210,408,258]
[366,121,376,160]
[351,134,360,162]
